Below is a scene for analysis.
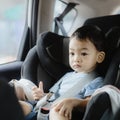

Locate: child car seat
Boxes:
[84,14,120,85]
[83,26,120,120]
[20,26,120,120]
[83,92,111,120]
[20,28,118,93]
[104,26,120,85]
[21,31,72,92]
[83,48,120,120]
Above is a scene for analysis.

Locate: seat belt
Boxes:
[54,2,79,36]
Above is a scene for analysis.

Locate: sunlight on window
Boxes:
[0,0,26,64]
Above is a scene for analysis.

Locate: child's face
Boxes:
[69,38,105,73]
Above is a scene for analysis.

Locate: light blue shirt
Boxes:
[58,72,89,95]
[75,76,103,99]
[49,71,103,101]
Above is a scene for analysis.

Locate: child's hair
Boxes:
[71,25,106,52]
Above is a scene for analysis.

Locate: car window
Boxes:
[53,0,77,36]
[0,0,27,64]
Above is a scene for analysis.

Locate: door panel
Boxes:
[0,61,23,81]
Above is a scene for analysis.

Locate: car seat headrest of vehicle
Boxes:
[106,26,120,54]
[84,15,120,34]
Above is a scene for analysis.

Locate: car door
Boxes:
[0,0,39,81]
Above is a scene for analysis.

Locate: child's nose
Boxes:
[74,55,81,62]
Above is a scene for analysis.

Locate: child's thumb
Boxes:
[39,81,44,91]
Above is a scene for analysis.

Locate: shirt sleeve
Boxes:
[75,77,104,99]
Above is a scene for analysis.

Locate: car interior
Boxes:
[0,0,120,119]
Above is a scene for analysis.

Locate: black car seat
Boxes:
[20,25,120,120]
[83,48,120,120]
[104,26,120,85]
[20,27,118,93]
[84,14,120,34]
[83,92,112,120]
[84,14,120,85]
[83,27,120,120]
[21,31,71,92]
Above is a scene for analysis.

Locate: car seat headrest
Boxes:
[104,47,120,85]
[106,26,120,49]
[103,27,120,85]
[105,26,120,61]
[84,15,120,34]
[95,26,120,77]
[36,31,71,79]
[62,37,70,66]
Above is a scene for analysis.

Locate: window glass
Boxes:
[0,0,26,64]
[53,0,77,36]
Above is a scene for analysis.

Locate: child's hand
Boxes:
[32,81,44,100]
[52,98,75,119]
[52,98,82,119]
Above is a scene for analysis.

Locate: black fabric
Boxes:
[72,108,84,120]
[83,92,111,120]
[93,26,120,82]
[102,27,120,85]
[110,74,120,120]
[103,48,120,85]
[82,22,120,120]
[84,14,120,34]
[21,46,39,85]
[36,32,71,80]
[0,79,25,120]
[106,27,120,51]
[21,46,54,91]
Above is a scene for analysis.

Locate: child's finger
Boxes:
[32,86,37,90]
[68,111,72,120]
[39,81,44,93]
[54,103,63,112]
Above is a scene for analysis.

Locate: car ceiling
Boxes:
[62,0,120,15]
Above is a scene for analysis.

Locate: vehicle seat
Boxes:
[83,92,112,120]
[84,15,120,85]
[21,31,72,92]
[83,48,120,120]
[83,27,120,120]
[21,25,120,92]
[20,28,120,120]
[104,26,120,85]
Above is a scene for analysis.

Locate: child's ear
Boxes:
[97,51,105,63]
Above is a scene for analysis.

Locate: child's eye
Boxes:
[69,52,74,56]
[81,52,88,56]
